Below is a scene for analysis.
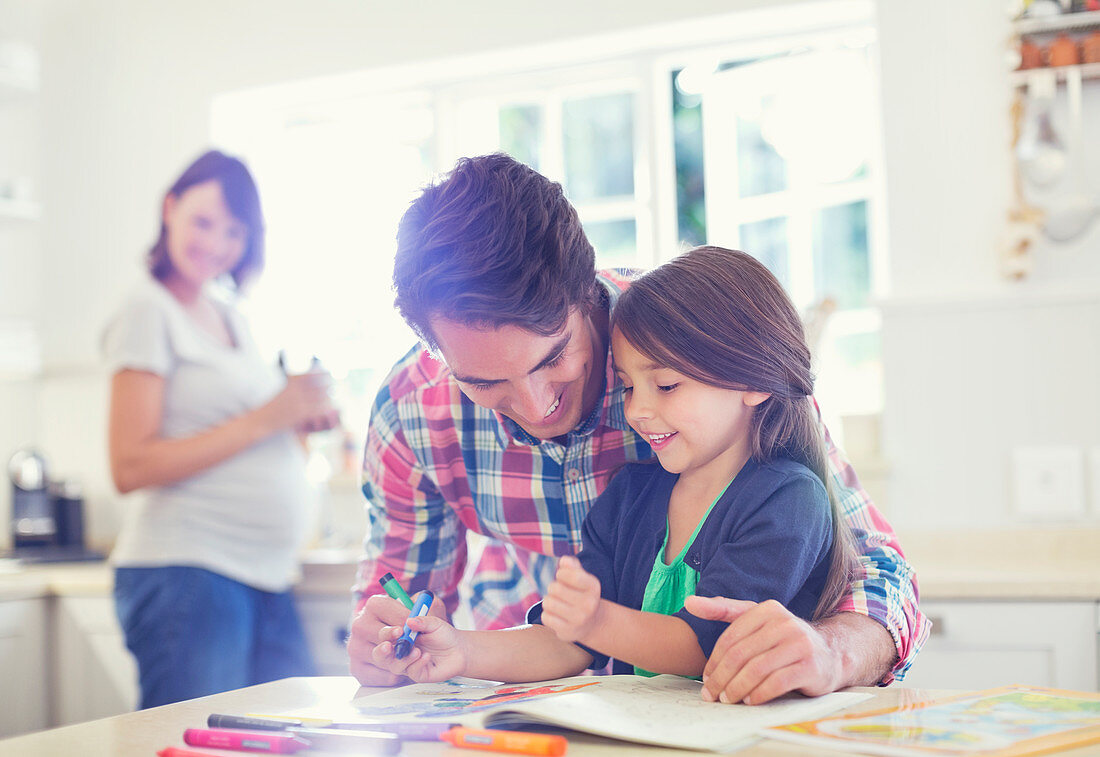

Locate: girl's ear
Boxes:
[743,391,771,407]
[162,193,177,224]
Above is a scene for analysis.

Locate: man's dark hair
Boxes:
[393,153,599,349]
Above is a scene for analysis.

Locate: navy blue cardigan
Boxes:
[529,458,834,673]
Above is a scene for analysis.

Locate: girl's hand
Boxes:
[542,555,604,643]
[371,615,468,683]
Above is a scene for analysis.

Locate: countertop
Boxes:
[897,528,1100,601]
[1,528,1097,603]
[0,677,992,757]
[0,547,363,602]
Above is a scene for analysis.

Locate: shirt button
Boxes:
[567,469,580,481]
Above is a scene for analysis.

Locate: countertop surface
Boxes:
[0,677,971,757]
[1,528,1097,602]
[4,677,1100,757]
[896,528,1100,601]
[0,548,364,601]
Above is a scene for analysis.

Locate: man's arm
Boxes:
[822,407,930,683]
[816,611,898,687]
[347,394,467,686]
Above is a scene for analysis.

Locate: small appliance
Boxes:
[7,447,101,563]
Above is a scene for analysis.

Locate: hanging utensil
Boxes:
[1042,67,1100,242]
[1016,71,1066,187]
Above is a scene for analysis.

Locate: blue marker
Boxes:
[393,590,434,660]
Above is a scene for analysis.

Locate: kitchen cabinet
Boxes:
[900,599,1099,692]
[295,595,355,677]
[0,598,49,737]
[49,591,356,725]
[0,564,361,738]
[52,595,138,726]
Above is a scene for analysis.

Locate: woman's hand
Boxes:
[371,614,468,684]
[541,556,604,643]
[262,370,339,434]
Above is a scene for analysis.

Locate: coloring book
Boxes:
[764,685,1100,757]
[345,674,871,752]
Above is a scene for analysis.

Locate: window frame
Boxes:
[210,1,885,419]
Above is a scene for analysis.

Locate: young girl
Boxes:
[371,245,855,683]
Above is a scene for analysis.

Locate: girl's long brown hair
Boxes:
[612,246,856,620]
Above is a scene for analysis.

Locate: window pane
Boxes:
[738,98,787,197]
[499,104,542,172]
[585,218,637,269]
[672,69,706,246]
[813,200,870,309]
[739,216,789,290]
[562,92,634,202]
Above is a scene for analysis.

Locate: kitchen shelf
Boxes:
[0,197,40,221]
[1012,9,1100,36]
[1009,60,1100,86]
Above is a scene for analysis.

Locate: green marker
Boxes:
[379,572,414,609]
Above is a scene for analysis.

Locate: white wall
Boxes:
[875,2,1100,528]
[2,0,1098,546]
[0,0,43,536]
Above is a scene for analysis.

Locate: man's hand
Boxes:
[541,556,604,643]
[347,593,446,686]
[684,596,845,705]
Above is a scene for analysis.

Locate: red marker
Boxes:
[158,749,219,757]
[183,727,309,753]
[442,726,568,756]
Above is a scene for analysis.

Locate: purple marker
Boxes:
[346,722,460,740]
[207,713,458,741]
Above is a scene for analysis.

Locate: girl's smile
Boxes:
[611,327,769,490]
[643,431,677,450]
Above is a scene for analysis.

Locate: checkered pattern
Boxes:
[355,270,929,682]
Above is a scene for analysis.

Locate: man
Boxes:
[347,154,929,704]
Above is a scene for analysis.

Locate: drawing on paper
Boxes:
[354,679,602,719]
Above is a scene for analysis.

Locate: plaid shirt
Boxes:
[356,271,930,683]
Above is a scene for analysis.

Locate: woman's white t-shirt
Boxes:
[102,277,315,592]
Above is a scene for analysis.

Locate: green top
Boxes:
[634,480,732,678]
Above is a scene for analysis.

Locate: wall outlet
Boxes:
[1011,446,1086,518]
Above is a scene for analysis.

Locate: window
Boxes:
[439,66,650,269]
[212,90,434,450]
[671,42,885,429]
[210,5,885,459]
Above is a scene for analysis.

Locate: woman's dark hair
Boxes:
[393,153,599,350]
[147,149,264,289]
[612,246,856,620]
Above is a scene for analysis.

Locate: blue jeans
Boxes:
[114,566,316,709]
